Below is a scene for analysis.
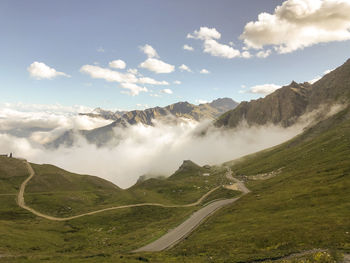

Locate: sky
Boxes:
[1,0,350,111]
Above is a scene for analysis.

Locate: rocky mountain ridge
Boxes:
[216,58,350,128]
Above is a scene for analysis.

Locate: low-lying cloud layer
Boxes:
[0,103,310,189]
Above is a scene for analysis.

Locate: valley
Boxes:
[1,58,350,262]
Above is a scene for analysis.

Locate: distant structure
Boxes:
[9,152,12,158]
[202,173,210,177]
[0,154,8,157]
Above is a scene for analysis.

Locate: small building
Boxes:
[202,173,210,177]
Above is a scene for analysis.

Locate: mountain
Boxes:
[1,106,349,262]
[81,98,238,124]
[79,108,127,120]
[169,105,350,263]
[48,98,238,147]
[216,59,350,128]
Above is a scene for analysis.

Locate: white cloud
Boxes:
[187,27,243,59]
[308,68,334,84]
[150,93,161,97]
[183,44,194,51]
[109,59,126,69]
[196,99,208,104]
[127,68,139,75]
[256,49,272,58]
[140,44,159,58]
[139,58,175,74]
[179,64,192,72]
[0,115,307,188]
[200,69,210,74]
[120,83,148,96]
[187,27,221,40]
[240,0,350,54]
[203,39,241,59]
[138,77,169,85]
[80,65,138,83]
[241,51,252,58]
[0,103,112,144]
[97,47,105,53]
[174,80,181,85]
[28,62,70,80]
[160,88,173,94]
[247,84,282,95]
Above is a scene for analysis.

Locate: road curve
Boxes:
[17,161,221,221]
[133,167,250,252]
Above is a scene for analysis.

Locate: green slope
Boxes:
[1,108,349,262]
[15,159,229,217]
[149,106,350,262]
[0,155,236,262]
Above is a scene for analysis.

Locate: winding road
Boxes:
[17,161,229,221]
[133,167,250,252]
[17,161,250,251]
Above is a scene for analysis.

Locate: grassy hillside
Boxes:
[147,106,350,262]
[0,155,235,262]
[1,107,349,262]
[0,157,28,194]
[20,160,229,217]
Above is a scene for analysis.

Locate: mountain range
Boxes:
[216,59,350,128]
[1,58,350,262]
[49,98,238,147]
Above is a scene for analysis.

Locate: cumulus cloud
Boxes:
[127,68,139,75]
[200,69,210,74]
[80,63,170,95]
[246,84,282,95]
[80,65,138,83]
[174,80,181,85]
[179,64,192,72]
[138,77,169,85]
[240,0,350,53]
[196,99,208,104]
[203,39,241,59]
[183,44,194,51]
[160,88,173,94]
[187,27,243,59]
[256,49,272,58]
[119,83,148,96]
[241,51,252,58]
[109,59,126,69]
[187,27,221,40]
[139,58,175,74]
[139,44,159,58]
[28,62,70,80]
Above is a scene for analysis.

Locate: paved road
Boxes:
[16,161,221,221]
[133,167,250,252]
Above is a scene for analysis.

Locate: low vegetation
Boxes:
[1,108,349,262]
[146,106,350,262]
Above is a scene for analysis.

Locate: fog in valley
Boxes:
[0,103,310,188]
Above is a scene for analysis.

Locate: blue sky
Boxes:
[1,0,350,111]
